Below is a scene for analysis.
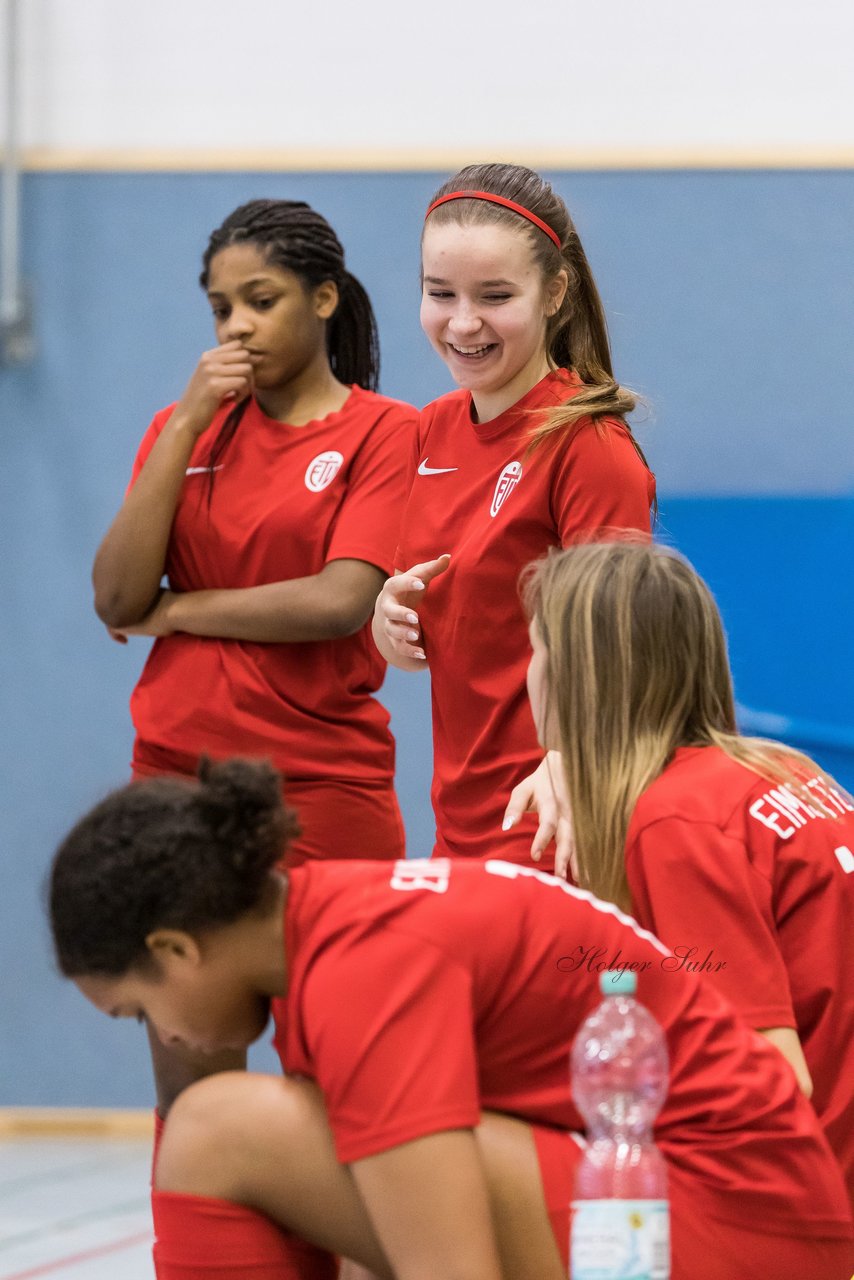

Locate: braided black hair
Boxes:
[48,758,298,977]
[199,199,380,495]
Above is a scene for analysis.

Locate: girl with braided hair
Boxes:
[372,164,655,871]
[92,198,415,1112]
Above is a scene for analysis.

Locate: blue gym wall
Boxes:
[1,170,852,1105]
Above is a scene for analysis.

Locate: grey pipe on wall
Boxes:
[1,0,34,365]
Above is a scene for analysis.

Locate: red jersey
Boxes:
[272,857,851,1239]
[626,745,854,1202]
[128,389,415,783]
[396,370,655,863]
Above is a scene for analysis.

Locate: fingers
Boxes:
[375,556,450,663]
[376,587,426,662]
[192,345,254,404]
[552,822,576,881]
[503,754,575,870]
[377,577,424,644]
[381,573,426,605]
[414,553,452,585]
[501,777,536,831]
[208,361,254,403]
[201,344,254,377]
[389,628,426,661]
[504,804,570,874]
[502,778,556,864]
[384,555,451,600]
[529,804,559,863]
[385,629,426,661]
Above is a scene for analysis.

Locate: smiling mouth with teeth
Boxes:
[450,343,496,357]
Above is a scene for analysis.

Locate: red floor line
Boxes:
[0,1230,152,1280]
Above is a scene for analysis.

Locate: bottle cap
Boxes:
[600,970,637,997]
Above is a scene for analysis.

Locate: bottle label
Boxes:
[570,1199,670,1280]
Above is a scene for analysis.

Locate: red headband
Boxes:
[424,190,562,250]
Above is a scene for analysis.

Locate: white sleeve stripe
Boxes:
[483,859,671,959]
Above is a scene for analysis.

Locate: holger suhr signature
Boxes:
[557,945,727,978]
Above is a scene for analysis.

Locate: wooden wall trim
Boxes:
[0,1108,154,1138]
[11,147,854,173]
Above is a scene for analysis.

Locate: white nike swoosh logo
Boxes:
[418,459,458,475]
[185,465,224,475]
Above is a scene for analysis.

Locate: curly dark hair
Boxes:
[48,758,298,978]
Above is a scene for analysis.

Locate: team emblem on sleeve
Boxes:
[304,451,344,492]
[490,461,523,517]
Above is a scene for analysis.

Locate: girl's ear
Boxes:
[545,269,569,318]
[313,279,340,321]
[145,929,202,969]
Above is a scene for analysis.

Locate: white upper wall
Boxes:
[5,0,854,158]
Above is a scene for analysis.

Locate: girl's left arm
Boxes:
[113,559,386,643]
[351,1131,504,1280]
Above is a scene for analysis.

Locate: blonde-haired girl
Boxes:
[525,538,854,1205]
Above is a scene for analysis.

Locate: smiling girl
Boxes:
[373,164,655,868]
[91,199,415,1114]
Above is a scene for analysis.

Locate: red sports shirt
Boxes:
[272,857,851,1240]
[128,389,415,783]
[396,370,655,863]
[626,745,854,1202]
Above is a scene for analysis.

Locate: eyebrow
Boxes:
[207,276,279,298]
[423,276,516,287]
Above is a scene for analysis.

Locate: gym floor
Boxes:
[0,1138,153,1279]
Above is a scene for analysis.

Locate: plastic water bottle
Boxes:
[570,970,670,1280]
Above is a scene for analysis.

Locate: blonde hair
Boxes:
[424,163,646,459]
[524,539,845,911]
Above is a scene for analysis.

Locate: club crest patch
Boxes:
[490,461,523,517]
[305,450,344,492]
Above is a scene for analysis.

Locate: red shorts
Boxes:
[131,769,404,866]
[531,1126,854,1280]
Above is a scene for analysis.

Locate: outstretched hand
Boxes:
[503,751,576,878]
[373,555,451,664]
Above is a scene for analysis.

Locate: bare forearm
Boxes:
[92,413,200,626]
[166,562,383,643]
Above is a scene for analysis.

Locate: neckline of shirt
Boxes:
[246,385,361,432]
[469,368,578,441]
